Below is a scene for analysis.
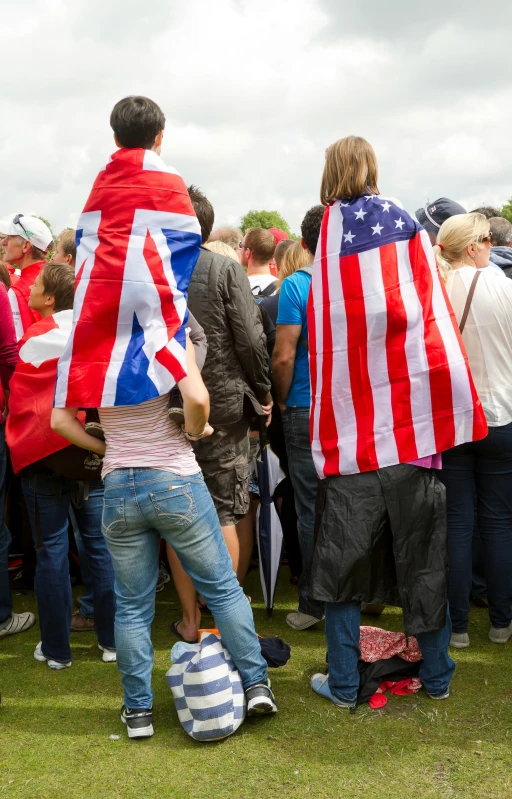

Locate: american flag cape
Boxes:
[6,311,78,473]
[308,196,487,479]
[54,148,201,408]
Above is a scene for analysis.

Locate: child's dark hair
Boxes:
[110,96,166,150]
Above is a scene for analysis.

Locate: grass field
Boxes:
[1,570,512,799]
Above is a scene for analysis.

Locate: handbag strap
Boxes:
[459,269,482,334]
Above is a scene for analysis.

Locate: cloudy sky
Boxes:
[1,0,511,236]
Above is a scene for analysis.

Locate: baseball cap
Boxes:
[0,214,53,251]
[268,227,289,245]
[415,198,466,238]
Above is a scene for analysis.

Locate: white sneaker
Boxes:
[98,644,117,663]
[450,632,470,649]
[0,611,36,638]
[34,642,71,670]
[286,610,324,631]
[489,622,512,644]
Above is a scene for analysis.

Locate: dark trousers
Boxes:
[440,423,512,633]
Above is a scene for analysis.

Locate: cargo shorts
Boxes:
[192,417,250,526]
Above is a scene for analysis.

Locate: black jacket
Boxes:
[490,246,512,279]
[188,248,271,427]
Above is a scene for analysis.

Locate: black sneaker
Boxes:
[245,681,278,716]
[120,705,154,739]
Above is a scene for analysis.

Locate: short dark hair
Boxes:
[489,216,512,247]
[470,206,502,220]
[301,205,324,256]
[244,228,275,265]
[110,96,165,149]
[41,262,75,312]
[0,263,11,289]
[187,185,215,243]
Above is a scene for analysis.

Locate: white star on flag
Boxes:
[354,208,367,220]
[371,223,383,236]
[344,231,355,244]
[381,201,391,212]
[395,217,405,230]
[340,202,350,207]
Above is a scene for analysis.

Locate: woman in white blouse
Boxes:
[436,212,512,649]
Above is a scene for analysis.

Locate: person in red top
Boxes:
[0,214,53,341]
[0,281,36,639]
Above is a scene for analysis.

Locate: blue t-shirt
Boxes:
[276,270,311,407]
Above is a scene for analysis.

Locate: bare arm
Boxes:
[50,407,106,456]
[272,324,302,410]
[178,336,212,439]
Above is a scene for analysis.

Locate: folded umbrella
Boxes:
[256,422,285,617]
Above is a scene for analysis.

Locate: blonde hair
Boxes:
[204,240,239,262]
[320,136,379,206]
[434,213,490,282]
[277,242,310,287]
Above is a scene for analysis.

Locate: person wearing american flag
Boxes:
[307,136,487,708]
[51,96,277,738]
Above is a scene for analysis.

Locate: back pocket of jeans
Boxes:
[149,485,197,528]
[102,497,127,538]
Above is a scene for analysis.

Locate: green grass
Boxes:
[1,571,512,799]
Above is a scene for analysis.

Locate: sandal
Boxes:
[170,620,198,644]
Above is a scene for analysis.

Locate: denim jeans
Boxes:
[22,476,115,661]
[325,601,455,703]
[70,508,95,620]
[0,425,12,628]
[439,423,512,633]
[102,468,268,709]
[281,407,324,619]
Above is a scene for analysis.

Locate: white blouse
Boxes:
[446,265,512,427]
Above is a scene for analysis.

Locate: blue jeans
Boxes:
[0,425,12,628]
[102,468,268,709]
[70,509,95,620]
[22,476,115,661]
[325,601,455,703]
[281,407,324,619]
[440,423,512,632]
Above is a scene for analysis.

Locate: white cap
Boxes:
[0,214,53,251]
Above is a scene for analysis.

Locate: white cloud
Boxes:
[0,0,511,236]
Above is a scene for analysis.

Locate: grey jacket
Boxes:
[188,248,271,426]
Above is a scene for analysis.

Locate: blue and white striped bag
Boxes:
[166,630,246,741]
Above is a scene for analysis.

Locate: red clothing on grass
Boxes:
[0,283,18,413]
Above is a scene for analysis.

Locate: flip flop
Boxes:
[170,620,198,644]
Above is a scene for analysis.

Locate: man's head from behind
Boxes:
[29,262,75,318]
[470,206,502,220]
[110,96,166,153]
[52,229,76,267]
[415,198,466,246]
[301,205,324,258]
[239,228,275,269]
[0,214,53,267]
[489,216,512,248]
[208,227,242,251]
[188,185,215,244]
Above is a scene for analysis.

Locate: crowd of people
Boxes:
[1,95,512,739]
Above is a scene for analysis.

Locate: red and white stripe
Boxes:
[308,204,487,479]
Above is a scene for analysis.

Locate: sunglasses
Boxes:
[478,234,493,244]
[12,213,31,241]
[238,241,252,251]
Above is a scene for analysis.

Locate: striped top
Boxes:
[98,394,199,478]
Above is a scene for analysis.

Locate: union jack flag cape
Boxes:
[308,196,487,479]
[6,311,76,473]
[54,148,201,408]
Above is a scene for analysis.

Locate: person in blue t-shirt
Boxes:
[272,205,325,631]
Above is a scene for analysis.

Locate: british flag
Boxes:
[308,196,487,479]
[54,148,201,409]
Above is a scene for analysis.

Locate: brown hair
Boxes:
[41,262,75,312]
[208,227,242,250]
[320,136,379,206]
[187,184,215,243]
[244,228,275,265]
[58,229,77,264]
[274,239,294,270]
[0,263,11,289]
[277,242,310,287]
[434,213,490,282]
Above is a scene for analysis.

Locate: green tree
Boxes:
[501,198,512,224]
[240,209,292,236]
